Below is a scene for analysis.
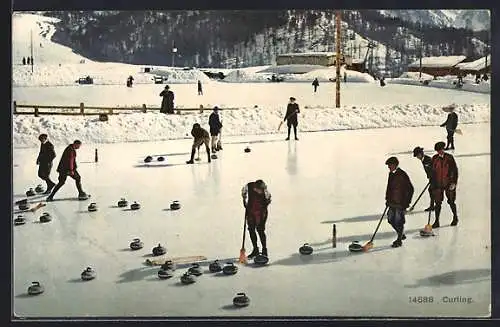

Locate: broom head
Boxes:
[239,248,248,264]
[362,241,374,252]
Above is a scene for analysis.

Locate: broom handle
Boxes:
[427,207,432,225]
[410,182,430,209]
[369,206,389,243]
[241,211,247,249]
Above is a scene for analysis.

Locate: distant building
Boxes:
[407,55,466,77]
[457,55,490,75]
[345,58,366,73]
[276,52,348,67]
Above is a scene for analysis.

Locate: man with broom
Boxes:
[241,179,272,259]
[413,146,435,212]
[440,104,459,150]
[385,157,414,248]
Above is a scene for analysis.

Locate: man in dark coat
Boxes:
[159,85,175,114]
[430,141,459,228]
[208,106,223,153]
[46,140,87,201]
[440,104,458,150]
[312,78,319,92]
[197,80,203,95]
[36,134,56,194]
[242,179,272,258]
[413,146,435,211]
[186,123,211,164]
[385,156,414,248]
[283,97,300,141]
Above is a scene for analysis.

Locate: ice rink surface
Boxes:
[13,123,490,318]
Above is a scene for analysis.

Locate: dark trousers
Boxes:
[387,207,405,240]
[446,129,455,149]
[38,162,55,188]
[287,122,297,139]
[432,187,457,220]
[49,170,84,198]
[428,185,435,207]
[247,214,267,250]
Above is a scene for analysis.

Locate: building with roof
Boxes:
[407,55,466,77]
[277,52,348,67]
[457,55,490,75]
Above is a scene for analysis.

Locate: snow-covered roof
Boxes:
[278,52,337,57]
[408,55,466,68]
[351,58,365,64]
[459,55,490,71]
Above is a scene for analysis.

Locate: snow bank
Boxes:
[13,103,489,148]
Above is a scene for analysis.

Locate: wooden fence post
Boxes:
[13,101,17,114]
[142,104,147,113]
[34,107,39,117]
[80,102,84,115]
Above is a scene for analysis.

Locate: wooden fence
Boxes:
[12,101,239,117]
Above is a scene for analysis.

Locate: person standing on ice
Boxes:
[159,85,175,114]
[413,146,435,212]
[283,97,300,141]
[22,57,26,65]
[312,78,319,93]
[208,106,223,153]
[430,141,459,228]
[46,140,88,201]
[36,134,56,195]
[197,80,203,95]
[242,179,272,258]
[384,156,414,248]
[440,104,458,150]
[186,123,211,164]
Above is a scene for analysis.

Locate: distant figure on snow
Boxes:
[186,123,211,164]
[440,104,458,150]
[159,85,175,114]
[312,78,319,92]
[197,80,203,95]
[36,134,56,195]
[208,106,223,153]
[30,56,34,65]
[22,57,26,65]
[283,97,300,141]
[126,75,134,87]
[242,179,272,258]
[380,77,386,87]
[343,72,347,83]
[384,156,414,248]
[26,57,31,65]
[46,140,88,201]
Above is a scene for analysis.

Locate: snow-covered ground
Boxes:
[11,12,492,318]
[13,124,491,317]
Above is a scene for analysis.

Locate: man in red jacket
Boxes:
[385,157,414,248]
[242,179,272,258]
[46,140,87,201]
[431,141,459,228]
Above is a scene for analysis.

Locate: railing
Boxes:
[12,101,239,117]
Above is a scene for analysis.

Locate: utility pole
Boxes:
[335,10,341,108]
[30,29,33,73]
[172,40,177,67]
[419,34,423,79]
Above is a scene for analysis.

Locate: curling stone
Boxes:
[152,243,166,256]
[26,188,35,197]
[348,241,363,252]
[299,243,313,255]
[211,154,218,159]
[144,156,153,163]
[157,156,165,162]
[130,202,141,210]
[188,263,203,276]
[39,212,52,223]
[233,292,250,307]
[117,198,128,208]
[209,260,222,273]
[14,215,26,226]
[222,262,238,275]
[88,203,98,212]
[244,147,251,153]
[35,184,45,194]
[170,200,181,210]
[81,267,96,281]
[180,272,196,284]
[27,281,44,295]
[158,268,174,279]
[420,229,434,237]
[19,202,29,210]
[129,238,144,250]
[254,254,269,265]
[160,260,176,271]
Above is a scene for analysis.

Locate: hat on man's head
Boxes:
[434,141,446,151]
[385,156,399,166]
[413,146,424,157]
[38,134,48,141]
[290,97,296,101]
[255,179,267,190]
